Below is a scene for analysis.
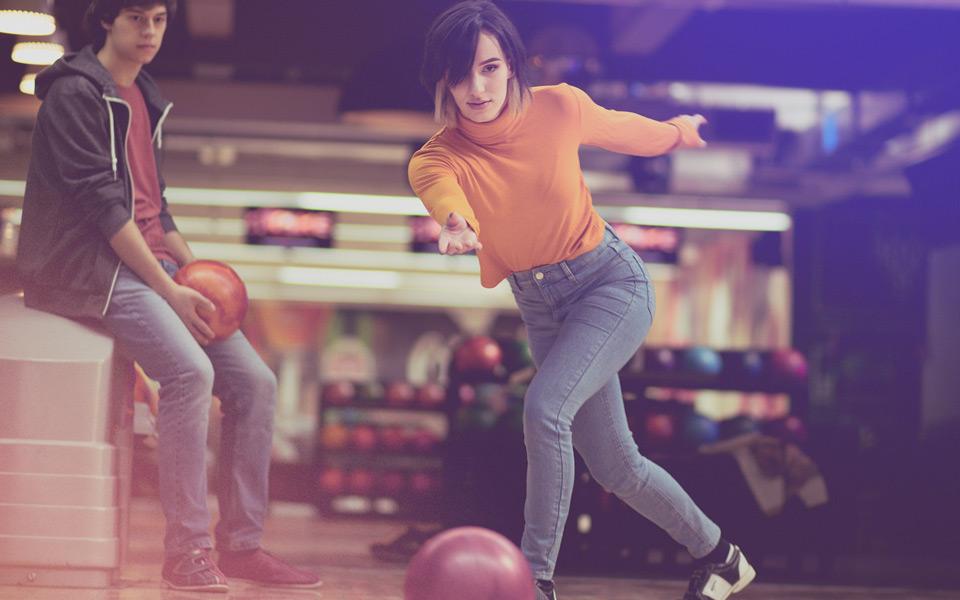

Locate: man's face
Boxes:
[103,4,168,65]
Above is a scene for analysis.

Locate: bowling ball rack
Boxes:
[312,378,453,520]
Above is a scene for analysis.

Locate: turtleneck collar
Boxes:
[455,100,527,146]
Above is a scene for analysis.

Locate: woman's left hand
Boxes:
[674,114,708,148]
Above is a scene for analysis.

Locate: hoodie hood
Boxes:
[35,45,170,117]
[36,46,115,100]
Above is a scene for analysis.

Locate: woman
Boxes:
[409,2,755,599]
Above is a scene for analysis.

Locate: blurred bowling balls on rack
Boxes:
[409,429,440,454]
[350,425,379,452]
[682,413,720,447]
[416,382,447,408]
[320,423,350,450]
[684,347,723,376]
[387,380,417,407]
[647,348,677,372]
[764,415,809,445]
[317,467,346,496]
[454,336,503,376]
[644,413,676,447]
[498,338,534,372]
[323,381,356,406]
[356,381,385,404]
[742,351,765,377]
[771,348,808,381]
[719,415,760,439]
[379,426,407,452]
[458,383,477,406]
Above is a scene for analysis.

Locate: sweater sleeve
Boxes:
[408,144,480,237]
[568,84,700,156]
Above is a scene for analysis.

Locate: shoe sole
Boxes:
[163,579,229,593]
[224,576,323,589]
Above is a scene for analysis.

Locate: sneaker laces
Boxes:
[183,550,216,574]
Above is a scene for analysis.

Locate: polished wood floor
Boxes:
[1,497,955,600]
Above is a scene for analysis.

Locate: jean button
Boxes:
[535,272,544,281]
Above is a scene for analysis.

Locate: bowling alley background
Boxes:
[1,0,959,592]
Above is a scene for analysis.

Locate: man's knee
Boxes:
[222,360,277,418]
[180,357,216,400]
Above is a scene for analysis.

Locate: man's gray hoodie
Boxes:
[17,45,175,319]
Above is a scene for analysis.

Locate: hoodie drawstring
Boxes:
[154,102,172,150]
[104,98,118,180]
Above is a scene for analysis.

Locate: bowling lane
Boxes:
[1,496,955,600]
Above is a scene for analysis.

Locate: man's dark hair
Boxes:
[83,0,177,49]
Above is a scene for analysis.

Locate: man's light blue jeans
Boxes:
[103,261,276,558]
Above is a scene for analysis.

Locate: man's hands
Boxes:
[162,283,216,346]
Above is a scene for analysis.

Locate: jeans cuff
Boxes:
[165,542,213,559]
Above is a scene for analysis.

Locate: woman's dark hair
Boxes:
[84,0,177,49]
[421,1,531,125]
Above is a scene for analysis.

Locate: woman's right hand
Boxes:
[439,212,483,255]
[163,283,217,345]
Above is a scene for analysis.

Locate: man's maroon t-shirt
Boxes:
[116,83,175,265]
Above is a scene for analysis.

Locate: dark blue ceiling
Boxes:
[2,1,957,99]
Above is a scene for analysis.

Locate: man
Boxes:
[16,0,321,592]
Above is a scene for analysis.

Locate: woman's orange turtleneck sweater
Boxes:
[408,83,700,288]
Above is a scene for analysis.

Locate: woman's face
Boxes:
[448,31,513,123]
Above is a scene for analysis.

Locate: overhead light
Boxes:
[278,266,401,289]
[165,186,429,216]
[12,40,63,65]
[0,0,55,36]
[19,71,36,95]
[608,206,792,232]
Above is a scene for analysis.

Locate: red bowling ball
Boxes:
[173,260,248,341]
[350,425,379,452]
[378,426,407,452]
[408,429,439,454]
[416,382,446,407]
[454,336,503,375]
[317,468,346,496]
[323,381,356,406]
[404,527,535,600]
[348,469,376,496]
[644,413,676,447]
[386,380,416,406]
[771,348,808,381]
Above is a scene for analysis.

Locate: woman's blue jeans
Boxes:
[508,225,721,580]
